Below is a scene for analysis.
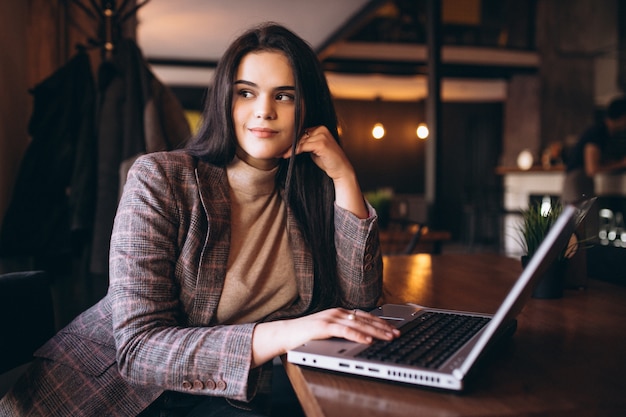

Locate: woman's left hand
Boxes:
[282,126,352,181]
[283,126,369,218]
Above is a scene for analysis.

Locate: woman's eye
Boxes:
[276,93,295,102]
[238,89,254,98]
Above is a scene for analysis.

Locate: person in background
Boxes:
[562,96,626,252]
[562,96,626,204]
[0,22,399,417]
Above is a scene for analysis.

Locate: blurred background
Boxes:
[1,0,625,326]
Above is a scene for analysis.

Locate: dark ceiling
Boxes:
[321,0,537,78]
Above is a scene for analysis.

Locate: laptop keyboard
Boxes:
[356,311,490,369]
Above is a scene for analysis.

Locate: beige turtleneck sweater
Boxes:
[216,157,298,324]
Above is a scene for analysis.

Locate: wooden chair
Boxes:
[380,195,451,255]
[380,219,426,255]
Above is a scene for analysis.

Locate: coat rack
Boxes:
[70,0,151,60]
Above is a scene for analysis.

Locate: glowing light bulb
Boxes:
[416,123,429,139]
[372,123,385,139]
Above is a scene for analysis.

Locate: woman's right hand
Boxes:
[251,308,400,368]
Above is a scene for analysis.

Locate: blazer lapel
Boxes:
[189,161,231,325]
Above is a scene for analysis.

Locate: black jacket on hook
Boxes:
[0,39,191,279]
[0,51,97,258]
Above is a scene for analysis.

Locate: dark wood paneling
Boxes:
[26,0,65,88]
[501,74,541,167]
[0,1,30,235]
[440,102,504,244]
[335,99,503,243]
[334,99,427,195]
[536,0,597,147]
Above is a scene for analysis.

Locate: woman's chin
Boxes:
[238,154,280,170]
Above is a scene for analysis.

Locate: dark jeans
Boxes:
[137,391,269,417]
[136,361,304,417]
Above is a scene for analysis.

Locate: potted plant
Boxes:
[364,188,393,228]
[517,199,577,298]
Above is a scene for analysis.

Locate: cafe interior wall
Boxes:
[334,98,503,244]
[335,99,427,195]
[501,0,624,168]
[0,1,29,252]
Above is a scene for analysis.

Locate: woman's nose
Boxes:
[255,97,276,120]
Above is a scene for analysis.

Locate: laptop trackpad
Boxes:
[370,304,422,328]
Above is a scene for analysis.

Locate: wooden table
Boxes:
[283,253,626,416]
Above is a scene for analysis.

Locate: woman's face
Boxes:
[232,51,296,169]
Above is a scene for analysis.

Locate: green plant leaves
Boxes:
[518,201,563,258]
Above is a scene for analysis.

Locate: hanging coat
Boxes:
[1,39,191,279]
[0,50,97,258]
[89,38,191,275]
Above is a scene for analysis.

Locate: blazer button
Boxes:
[193,380,204,390]
[182,380,193,390]
[364,253,373,261]
[216,380,227,391]
[365,263,373,271]
[205,379,216,390]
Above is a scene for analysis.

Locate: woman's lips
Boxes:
[249,127,278,138]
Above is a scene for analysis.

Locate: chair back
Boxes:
[0,271,55,374]
[382,195,430,255]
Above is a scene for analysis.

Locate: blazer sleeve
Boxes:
[333,201,383,309]
[108,155,259,402]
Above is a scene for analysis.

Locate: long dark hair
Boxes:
[186,23,341,310]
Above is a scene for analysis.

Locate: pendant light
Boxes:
[416,123,429,139]
[371,96,385,139]
[372,123,385,139]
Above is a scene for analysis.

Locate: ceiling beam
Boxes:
[316,0,388,60]
[322,58,537,78]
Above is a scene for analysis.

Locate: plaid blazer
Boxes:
[0,151,383,416]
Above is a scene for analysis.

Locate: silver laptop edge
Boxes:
[454,203,579,380]
[287,199,593,391]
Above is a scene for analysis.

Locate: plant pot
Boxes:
[521,256,566,299]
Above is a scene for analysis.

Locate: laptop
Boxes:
[287,198,595,391]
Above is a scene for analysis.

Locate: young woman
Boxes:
[0,23,398,416]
